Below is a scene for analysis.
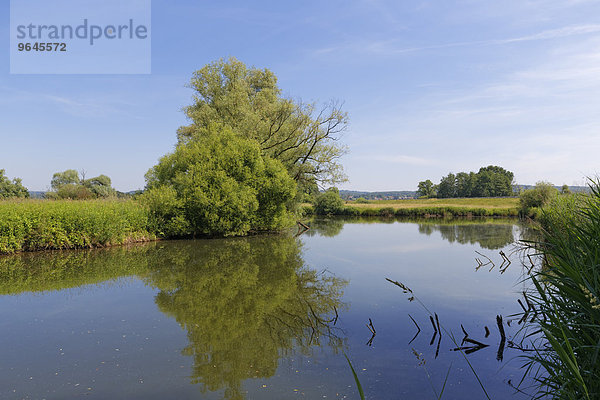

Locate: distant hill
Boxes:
[513,185,590,193]
[25,190,143,199]
[29,191,46,199]
[339,190,417,200]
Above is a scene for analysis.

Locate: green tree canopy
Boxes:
[417,179,436,198]
[0,169,29,199]
[49,169,116,199]
[177,57,348,188]
[420,166,514,198]
[437,173,457,198]
[82,174,116,198]
[143,125,297,237]
[50,169,80,190]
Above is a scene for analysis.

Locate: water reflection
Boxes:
[417,222,516,249]
[0,236,346,400]
[143,237,346,400]
[305,216,519,250]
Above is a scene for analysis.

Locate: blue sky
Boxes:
[1,0,599,191]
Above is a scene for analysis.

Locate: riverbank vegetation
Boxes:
[0,199,152,254]
[307,193,519,217]
[521,181,600,399]
[0,58,351,253]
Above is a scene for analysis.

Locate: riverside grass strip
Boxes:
[303,203,519,218]
[0,199,153,254]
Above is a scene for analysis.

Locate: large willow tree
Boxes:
[177,57,349,189]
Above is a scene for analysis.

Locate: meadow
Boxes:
[304,197,520,218]
[349,197,519,209]
[0,199,153,254]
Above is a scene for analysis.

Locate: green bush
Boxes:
[145,125,297,237]
[138,186,190,238]
[519,181,559,216]
[354,197,369,204]
[314,188,345,215]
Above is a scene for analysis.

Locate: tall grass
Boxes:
[523,181,600,399]
[303,204,518,218]
[0,199,153,254]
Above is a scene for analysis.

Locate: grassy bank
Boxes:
[0,199,153,254]
[304,197,519,218]
[523,184,600,399]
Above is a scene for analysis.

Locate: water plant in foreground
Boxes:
[519,180,600,399]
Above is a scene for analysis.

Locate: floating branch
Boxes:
[475,250,495,271]
[507,340,536,352]
[296,220,310,230]
[435,334,442,359]
[496,315,506,339]
[496,315,506,362]
[429,316,437,333]
[429,330,437,346]
[294,221,310,237]
[408,314,421,344]
[523,291,534,311]
[333,306,339,326]
[526,254,536,274]
[434,313,442,337]
[461,324,469,337]
[451,342,488,355]
[460,324,469,346]
[464,337,488,347]
[499,250,511,274]
[365,318,376,346]
[366,318,376,334]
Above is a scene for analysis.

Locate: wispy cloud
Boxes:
[0,87,142,119]
[313,24,600,56]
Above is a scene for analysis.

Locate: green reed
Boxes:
[522,180,600,399]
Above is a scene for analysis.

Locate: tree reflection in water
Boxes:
[143,236,347,400]
[0,236,347,400]
[417,222,516,250]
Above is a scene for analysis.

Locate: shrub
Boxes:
[314,188,345,215]
[138,186,190,238]
[145,125,297,237]
[519,181,559,216]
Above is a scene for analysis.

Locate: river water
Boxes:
[0,217,534,399]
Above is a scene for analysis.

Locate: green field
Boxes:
[304,197,520,217]
[348,197,519,209]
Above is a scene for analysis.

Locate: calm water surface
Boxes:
[0,218,533,399]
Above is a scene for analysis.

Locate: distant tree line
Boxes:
[417,166,515,198]
[0,169,29,199]
[47,169,117,199]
